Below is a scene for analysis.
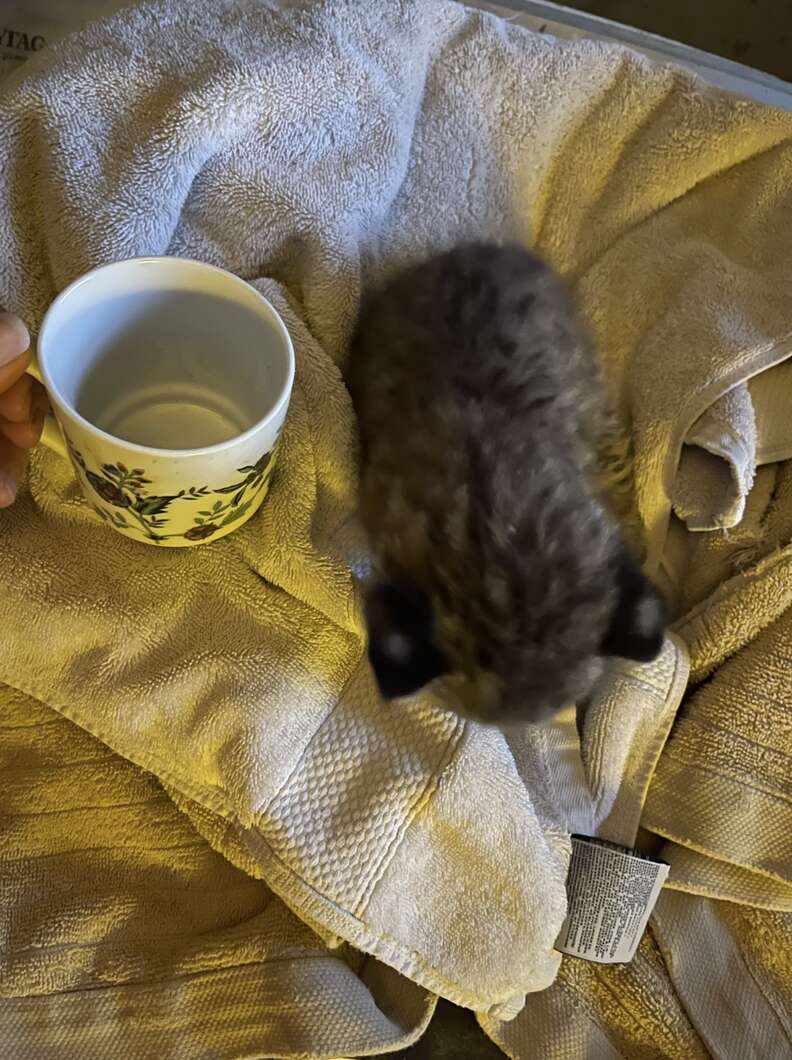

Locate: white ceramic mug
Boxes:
[29,257,294,547]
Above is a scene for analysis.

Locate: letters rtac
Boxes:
[1,28,46,53]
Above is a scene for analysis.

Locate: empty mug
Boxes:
[28,257,294,547]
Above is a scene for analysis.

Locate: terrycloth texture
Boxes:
[1,0,792,1048]
[671,384,758,531]
[652,893,792,1059]
[510,637,688,846]
[482,893,792,1059]
[642,553,792,905]
[481,919,711,1060]
[0,684,435,1059]
[671,363,792,534]
[643,460,792,910]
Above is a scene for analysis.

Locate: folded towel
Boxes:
[671,383,757,531]
[483,893,792,1059]
[481,919,711,1060]
[651,892,792,1058]
[0,683,435,1059]
[2,0,792,1036]
[10,671,787,1060]
[642,558,792,900]
[671,361,792,534]
[644,446,792,915]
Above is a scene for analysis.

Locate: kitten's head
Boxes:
[363,540,664,726]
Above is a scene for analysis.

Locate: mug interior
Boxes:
[39,259,293,452]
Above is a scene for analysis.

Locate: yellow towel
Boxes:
[483,896,792,1058]
[0,684,435,1058]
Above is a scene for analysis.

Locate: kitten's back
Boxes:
[349,243,663,723]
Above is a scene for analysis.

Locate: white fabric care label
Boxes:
[555,835,669,963]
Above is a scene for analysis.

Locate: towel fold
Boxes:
[672,383,757,531]
[3,0,792,1049]
[671,360,792,534]
[0,684,435,1059]
[483,893,792,1059]
[642,549,792,900]
[659,844,792,910]
[652,892,792,1058]
[481,920,711,1060]
[751,360,792,464]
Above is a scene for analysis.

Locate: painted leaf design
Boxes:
[218,496,256,528]
[183,522,219,541]
[134,495,177,516]
[86,471,131,507]
[78,444,273,542]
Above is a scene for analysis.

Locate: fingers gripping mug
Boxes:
[28,258,294,547]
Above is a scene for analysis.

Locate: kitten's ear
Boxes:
[364,582,449,699]
[601,549,665,663]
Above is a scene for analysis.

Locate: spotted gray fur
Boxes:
[348,242,663,725]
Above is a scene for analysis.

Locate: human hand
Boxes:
[0,313,46,507]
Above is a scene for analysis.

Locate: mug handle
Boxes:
[26,347,68,459]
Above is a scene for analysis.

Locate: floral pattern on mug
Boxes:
[67,441,275,544]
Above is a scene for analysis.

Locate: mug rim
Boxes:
[37,256,295,459]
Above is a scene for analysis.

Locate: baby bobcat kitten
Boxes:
[348,242,664,725]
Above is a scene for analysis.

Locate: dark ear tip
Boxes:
[601,554,666,663]
[363,580,449,700]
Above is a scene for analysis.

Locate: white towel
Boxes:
[672,364,792,533]
[1,0,792,1044]
[672,384,758,531]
